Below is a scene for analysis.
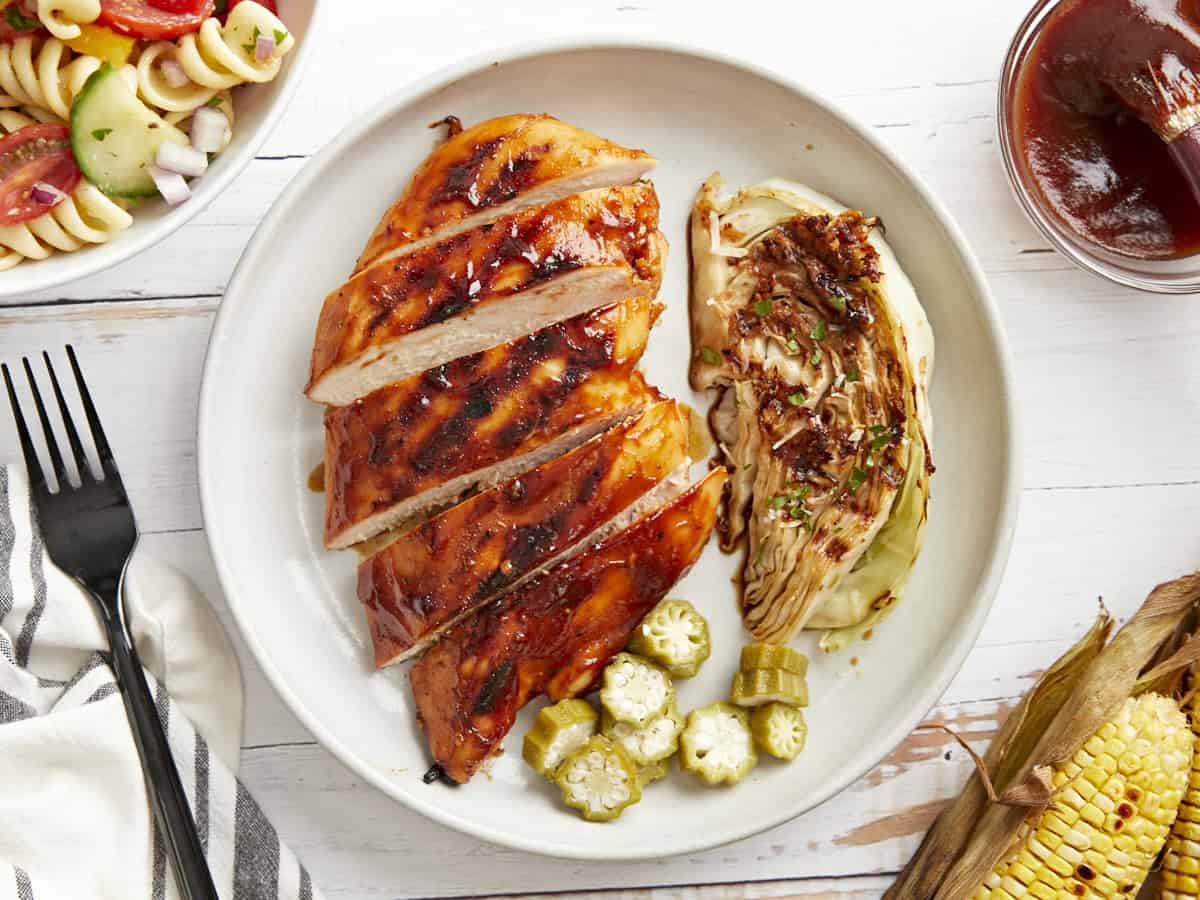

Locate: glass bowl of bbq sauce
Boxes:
[1000,0,1200,293]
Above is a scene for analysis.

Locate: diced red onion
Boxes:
[148,165,191,206]
[155,141,208,177]
[254,33,275,62]
[30,182,67,207]
[190,106,226,154]
[160,58,190,89]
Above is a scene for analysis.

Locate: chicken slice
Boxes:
[409,468,725,784]
[354,113,656,272]
[307,183,666,405]
[361,400,690,668]
[322,295,661,549]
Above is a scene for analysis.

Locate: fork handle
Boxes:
[92,581,221,900]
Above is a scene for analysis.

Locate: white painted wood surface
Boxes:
[1,0,1197,897]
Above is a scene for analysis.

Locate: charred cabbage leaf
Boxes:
[689,174,934,647]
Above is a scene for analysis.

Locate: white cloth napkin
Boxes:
[0,466,323,900]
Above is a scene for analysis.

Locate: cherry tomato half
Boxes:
[96,0,214,40]
[0,124,81,226]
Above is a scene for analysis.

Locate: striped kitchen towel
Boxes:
[0,465,323,900]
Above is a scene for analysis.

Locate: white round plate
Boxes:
[199,40,1020,861]
[0,0,321,301]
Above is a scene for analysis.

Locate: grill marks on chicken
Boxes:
[322,296,662,549]
[690,176,932,646]
[355,113,657,272]
[307,183,666,405]
[410,469,725,784]
[360,400,689,667]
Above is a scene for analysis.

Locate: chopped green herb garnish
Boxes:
[753,297,774,317]
[701,346,721,365]
[870,433,890,453]
[785,336,801,354]
[828,294,847,312]
[810,320,827,341]
[786,391,805,406]
[91,128,113,142]
[809,347,823,366]
[768,495,788,510]
[243,26,262,56]
[845,366,860,382]
[204,95,224,109]
[5,5,39,30]
[848,468,868,491]
[273,28,288,45]
[869,424,887,435]
[787,485,810,501]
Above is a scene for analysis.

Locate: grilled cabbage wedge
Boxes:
[322,295,661,549]
[409,469,725,784]
[308,183,667,405]
[689,174,934,646]
[354,113,657,273]
[359,400,690,667]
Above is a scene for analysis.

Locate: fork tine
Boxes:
[66,345,118,478]
[2,362,47,494]
[43,351,92,482]
[22,357,69,490]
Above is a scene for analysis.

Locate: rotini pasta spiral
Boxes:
[0,100,133,270]
[0,36,135,120]
[136,0,293,114]
[36,0,101,41]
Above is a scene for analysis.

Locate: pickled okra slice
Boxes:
[555,735,641,822]
[679,701,757,786]
[602,701,683,765]
[637,758,669,788]
[739,642,808,676]
[751,703,807,760]
[628,598,711,677]
[523,699,599,777]
[731,668,809,708]
[600,652,674,727]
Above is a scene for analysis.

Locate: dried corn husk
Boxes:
[885,571,1200,900]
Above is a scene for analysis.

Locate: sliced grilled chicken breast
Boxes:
[354,113,656,272]
[410,468,725,784]
[361,400,689,668]
[322,296,661,549]
[307,184,666,405]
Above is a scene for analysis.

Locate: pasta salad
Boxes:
[0,0,295,270]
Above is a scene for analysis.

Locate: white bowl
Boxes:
[198,39,1021,860]
[0,0,321,301]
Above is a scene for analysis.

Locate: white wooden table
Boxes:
[3,1,1198,897]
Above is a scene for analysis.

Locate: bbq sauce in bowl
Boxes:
[1013,0,1200,259]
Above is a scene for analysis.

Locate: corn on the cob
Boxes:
[975,693,1192,900]
[1161,687,1200,900]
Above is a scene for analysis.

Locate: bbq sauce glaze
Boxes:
[1015,0,1200,258]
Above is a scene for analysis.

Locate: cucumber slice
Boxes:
[70,64,188,199]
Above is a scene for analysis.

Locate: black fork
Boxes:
[3,347,219,900]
